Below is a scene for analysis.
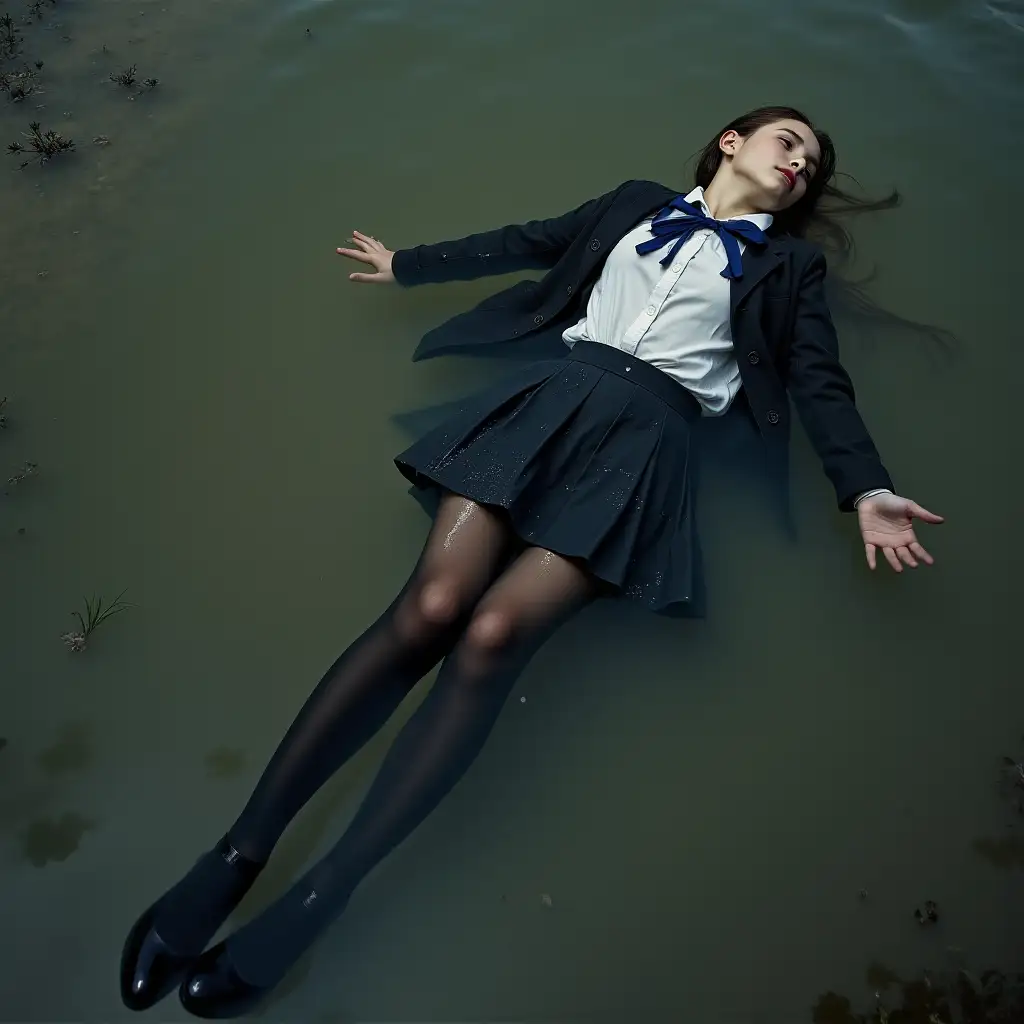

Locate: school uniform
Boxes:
[393,179,893,616]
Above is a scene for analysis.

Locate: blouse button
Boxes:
[646,305,656,316]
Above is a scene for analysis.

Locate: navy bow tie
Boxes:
[634,196,768,280]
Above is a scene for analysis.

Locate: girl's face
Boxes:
[722,119,822,212]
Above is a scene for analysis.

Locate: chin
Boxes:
[769,188,800,213]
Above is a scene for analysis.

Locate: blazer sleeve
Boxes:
[391,182,632,286]
[785,249,895,512]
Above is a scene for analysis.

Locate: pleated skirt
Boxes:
[395,340,704,617]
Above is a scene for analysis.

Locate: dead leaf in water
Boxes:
[21,811,96,866]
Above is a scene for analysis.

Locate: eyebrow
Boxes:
[779,127,819,171]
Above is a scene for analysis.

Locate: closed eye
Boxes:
[779,135,813,180]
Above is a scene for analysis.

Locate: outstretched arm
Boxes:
[336,182,632,287]
[786,251,944,571]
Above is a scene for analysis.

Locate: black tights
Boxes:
[152,493,603,986]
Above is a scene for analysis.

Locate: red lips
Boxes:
[778,167,796,189]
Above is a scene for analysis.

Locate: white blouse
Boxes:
[562,185,772,417]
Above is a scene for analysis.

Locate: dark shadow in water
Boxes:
[37,722,92,778]
[813,961,1024,1023]
[21,811,97,867]
[204,746,247,779]
[971,836,1024,870]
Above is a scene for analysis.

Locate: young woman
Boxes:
[120,105,944,1018]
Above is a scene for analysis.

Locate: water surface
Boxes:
[1,0,1021,1019]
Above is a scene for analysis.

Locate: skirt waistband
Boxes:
[565,341,701,423]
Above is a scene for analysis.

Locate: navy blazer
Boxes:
[392,178,894,514]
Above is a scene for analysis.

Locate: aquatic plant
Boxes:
[0,14,22,60]
[0,64,40,101]
[813,964,1024,1023]
[60,590,130,653]
[6,460,37,485]
[26,0,57,20]
[7,121,75,164]
[110,64,136,87]
[109,65,158,94]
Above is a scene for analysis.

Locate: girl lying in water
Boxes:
[121,104,943,1018]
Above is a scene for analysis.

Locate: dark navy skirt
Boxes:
[394,341,704,617]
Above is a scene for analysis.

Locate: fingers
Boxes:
[909,502,945,524]
[877,542,935,573]
[336,246,374,264]
[866,534,938,575]
[896,545,918,569]
[909,541,934,566]
[353,230,386,251]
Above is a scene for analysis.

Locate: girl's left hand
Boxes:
[857,492,944,572]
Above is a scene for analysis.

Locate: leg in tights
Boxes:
[147,494,517,957]
[218,545,605,989]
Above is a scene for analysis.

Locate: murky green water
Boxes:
[2,0,1022,1019]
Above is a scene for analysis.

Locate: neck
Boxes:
[701,173,765,221]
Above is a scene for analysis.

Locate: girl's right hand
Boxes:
[336,230,396,284]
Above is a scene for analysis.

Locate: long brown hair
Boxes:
[691,105,951,349]
[694,105,896,259]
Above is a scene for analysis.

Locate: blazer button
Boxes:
[589,238,601,251]
[747,351,760,365]
[440,253,448,261]
[566,285,573,295]
[766,409,780,425]
[533,314,545,325]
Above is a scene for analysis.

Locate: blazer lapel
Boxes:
[730,243,784,314]
[601,181,677,248]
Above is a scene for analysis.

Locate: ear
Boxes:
[718,129,741,157]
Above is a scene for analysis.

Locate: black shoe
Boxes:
[178,942,268,1020]
[119,838,262,1012]
[119,899,195,1011]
